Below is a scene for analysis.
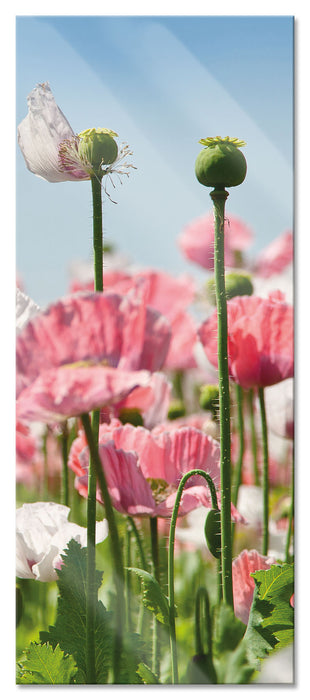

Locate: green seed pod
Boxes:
[200,385,219,415]
[195,136,247,189]
[167,400,186,420]
[118,407,144,427]
[206,271,254,305]
[78,127,118,177]
[204,508,221,559]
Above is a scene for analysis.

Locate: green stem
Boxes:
[81,412,125,683]
[258,387,269,556]
[285,451,294,563]
[127,517,147,636]
[91,175,104,292]
[195,587,212,657]
[60,421,69,507]
[168,469,218,684]
[210,187,233,607]
[232,385,244,506]
[83,175,104,684]
[150,517,160,678]
[248,389,260,485]
[125,523,132,632]
[42,427,49,500]
[231,385,244,550]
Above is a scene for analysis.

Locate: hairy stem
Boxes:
[210,187,233,607]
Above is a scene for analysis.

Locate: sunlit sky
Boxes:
[16,14,294,307]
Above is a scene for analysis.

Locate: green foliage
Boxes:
[17,642,77,684]
[244,563,294,668]
[40,539,113,683]
[136,662,160,684]
[127,567,172,625]
[212,603,255,684]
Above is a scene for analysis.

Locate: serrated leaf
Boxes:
[18,642,77,684]
[136,662,160,684]
[244,563,294,668]
[40,539,113,683]
[127,567,171,625]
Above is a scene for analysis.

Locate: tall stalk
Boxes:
[258,387,269,555]
[210,187,233,607]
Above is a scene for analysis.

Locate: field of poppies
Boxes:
[16,83,294,685]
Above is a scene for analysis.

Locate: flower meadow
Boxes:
[16,83,294,686]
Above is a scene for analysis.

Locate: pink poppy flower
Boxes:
[178,211,253,271]
[198,293,294,389]
[69,421,245,521]
[232,549,276,624]
[16,421,39,486]
[17,82,133,185]
[16,365,151,424]
[254,231,293,279]
[16,291,171,398]
[113,371,172,429]
[69,269,198,370]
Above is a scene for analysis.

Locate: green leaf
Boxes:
[211,603,255,684]
[244,563,294,668]
[212,602,246,655]
[17,642,77,684]
[136,662,160,684]
[127,567,171,625]
[40,539,113,683]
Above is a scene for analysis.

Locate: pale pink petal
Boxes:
[254,231,293,278]
[16,366,150,423]
[232,549,276,624]
[199,295,294,389]
[118,372,172,429]
[164,310,198,370]
[179,212,253,271]
[16,292,171,397]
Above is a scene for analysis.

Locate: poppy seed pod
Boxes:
[195,136,247,189]
[206,271,254,305]
[78,127,118,178]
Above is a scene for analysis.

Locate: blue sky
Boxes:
[16,15,294,307]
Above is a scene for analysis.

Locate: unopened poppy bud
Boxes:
[195,136,247,189]
[200,385,219,415]
[118,407,144,427]
[206,271,254,304]
[78,128,118,178]
[167,400,186,420]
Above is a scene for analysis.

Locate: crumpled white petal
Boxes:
[17,83,88,183]
[16,288,40,334]
[16,502,108,582]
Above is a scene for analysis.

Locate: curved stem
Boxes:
[248,389,260,485]
[168,469,218,683]
[258,387,269,555]
[210,187,233,607]
[81,413,125,683]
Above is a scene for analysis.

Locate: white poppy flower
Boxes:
[16,288,40,334]
[17,83,135,191]
[16,502,108,582]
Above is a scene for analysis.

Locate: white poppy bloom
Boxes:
[18,83,135,191]
[16,502,108,582]
[16,288,41,334]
